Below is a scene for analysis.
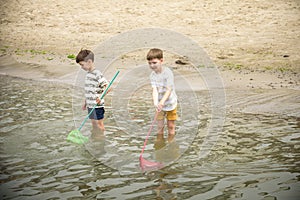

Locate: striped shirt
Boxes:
[85,69,108,108]
[150,67,177,111]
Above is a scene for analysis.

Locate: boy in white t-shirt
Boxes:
[147,48,178,139]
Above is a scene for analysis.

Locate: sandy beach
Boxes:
[0,0,299,89]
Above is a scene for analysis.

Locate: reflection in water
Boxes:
[0,75,299,199]
[86,128,106,157]
[154,134,180,164]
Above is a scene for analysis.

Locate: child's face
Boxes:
[79,60,92,71]
[148,58,163,73]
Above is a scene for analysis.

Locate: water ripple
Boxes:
[0,75,299,199]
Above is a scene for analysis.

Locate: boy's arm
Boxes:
[96,83,110,104]
[96,73,110,104]
[82,99,87,110]
[158,86,171,108]
[153,86,172,112]
[101,83,112,96]
[152,87,159,108]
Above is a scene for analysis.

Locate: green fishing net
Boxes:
[67,130,89,144]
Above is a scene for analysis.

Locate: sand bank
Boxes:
[0,0,299,115]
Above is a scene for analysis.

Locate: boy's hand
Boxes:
[155,103,163,112]
[96,97,101,105]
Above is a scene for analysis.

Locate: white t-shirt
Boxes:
[150,67,177,111]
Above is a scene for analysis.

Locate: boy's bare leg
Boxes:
[91,119,105,132]
[154,133,166,150]
[156,133,164,141]
[157,119,165,135]
[91,126,105,141]
[97,119,105,132]
[168,133,175,142]
[167,120,175,136]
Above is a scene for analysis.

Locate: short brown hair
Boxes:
[146,48,163,60]
[76,49,94,63]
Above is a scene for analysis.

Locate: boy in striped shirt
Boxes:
[76,49,109,132]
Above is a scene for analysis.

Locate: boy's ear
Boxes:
[87,59,93,64]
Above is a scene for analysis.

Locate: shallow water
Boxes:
[0,75,299,199]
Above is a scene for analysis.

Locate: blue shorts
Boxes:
[88,107,105,120]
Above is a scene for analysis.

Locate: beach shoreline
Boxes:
[0,53,298,91]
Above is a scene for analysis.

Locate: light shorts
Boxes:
[157,107,177,121]
[88,107,105,120]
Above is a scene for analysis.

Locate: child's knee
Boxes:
[97,121,105,131]
[168,124,175,130]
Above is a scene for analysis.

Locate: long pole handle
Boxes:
[140,112,158,156]
[78,70,120,131]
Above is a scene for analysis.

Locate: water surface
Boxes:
[0,75,299,199]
